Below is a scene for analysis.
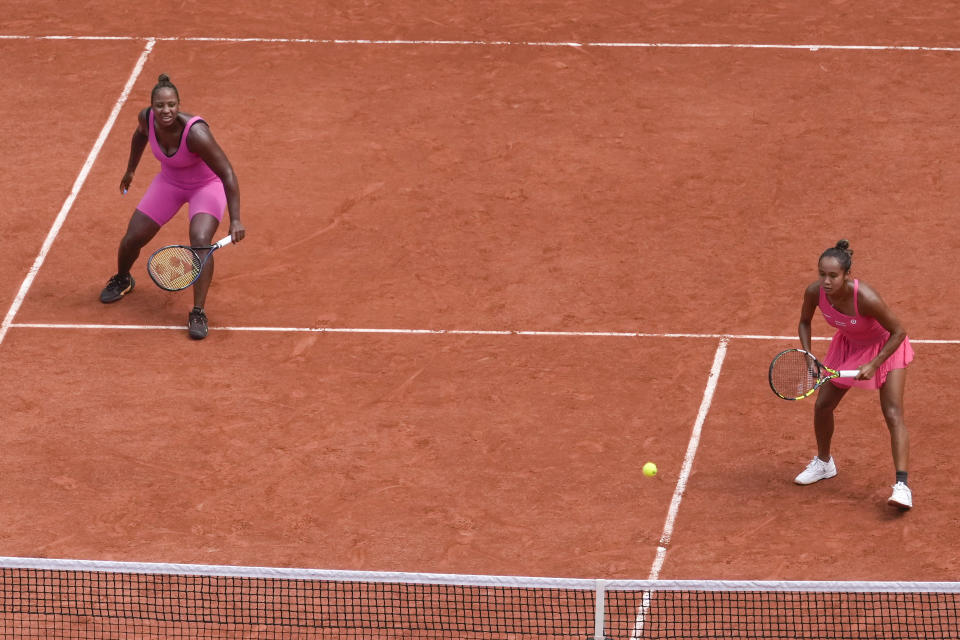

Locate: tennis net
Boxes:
[1,556,958,638]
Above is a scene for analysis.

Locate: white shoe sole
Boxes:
[794,469,837,485]
[888,497,912,510]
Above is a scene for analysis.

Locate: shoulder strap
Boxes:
[182,115,207,152]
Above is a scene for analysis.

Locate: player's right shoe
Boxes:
[100,274,135,303]
[887,482,913,510]
[794,456,837,485]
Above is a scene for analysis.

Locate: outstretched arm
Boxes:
[188,122,245,243]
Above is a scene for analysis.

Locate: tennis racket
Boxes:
[147,235,233,291]
[768,349,859,401]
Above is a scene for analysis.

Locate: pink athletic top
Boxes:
[148,111,219,188]
[818,280,889,344]
[818,279,913,389]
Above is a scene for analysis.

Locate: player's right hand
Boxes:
[120,171,134,194]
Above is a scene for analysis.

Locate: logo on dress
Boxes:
[850,319,857,325]
[824,313,846,327]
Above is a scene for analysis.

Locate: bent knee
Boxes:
[814,396,840,415]
[121,229,152,249]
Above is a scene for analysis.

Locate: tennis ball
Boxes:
[642,462,658,477]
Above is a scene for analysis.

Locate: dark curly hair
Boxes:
[151,73,180,102]
[819,239,853,272]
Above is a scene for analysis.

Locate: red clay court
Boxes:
[2,2,960,637]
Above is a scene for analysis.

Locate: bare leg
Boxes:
[189,213,220,310]
[813,381,849,461]
[118,211,161,274]
[878,368,909,472]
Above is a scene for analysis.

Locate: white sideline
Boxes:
[632,337,729,638]
[0,39,156,349]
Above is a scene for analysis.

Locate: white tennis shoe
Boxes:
[794,456,837,485]
[888,482,913,510]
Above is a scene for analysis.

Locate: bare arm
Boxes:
[120,108,150,194]
[798,282,820,354]
[187,122,245,243]
[855,282,907,380]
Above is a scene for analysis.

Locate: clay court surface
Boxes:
[2,2,960,585]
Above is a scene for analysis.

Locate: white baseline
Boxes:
[3,34,960,53]
[8,323,960,344]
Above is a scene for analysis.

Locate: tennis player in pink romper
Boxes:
[794,240,914,509]
[100,74,245,340]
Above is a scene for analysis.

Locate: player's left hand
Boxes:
[229,219,246,244]
[855,362,877,380]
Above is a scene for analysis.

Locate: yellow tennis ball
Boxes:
[642,462,658,477]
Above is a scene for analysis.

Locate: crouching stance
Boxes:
[794,240,914,510]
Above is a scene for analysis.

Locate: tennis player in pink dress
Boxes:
[794,240,914,509]
[100,74,245,340]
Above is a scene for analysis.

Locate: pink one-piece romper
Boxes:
[136,111,227,226]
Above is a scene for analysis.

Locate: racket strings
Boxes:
[770,351,820,398]
[148,246,201,290]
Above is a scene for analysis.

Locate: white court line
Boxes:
[0,39,155,349]
[8,323,960,344]
[631,337,729,639]
[4,34,960,52]
[12,324,186,332]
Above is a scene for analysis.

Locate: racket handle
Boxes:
[838,369,860,378]
[212,235,233,249]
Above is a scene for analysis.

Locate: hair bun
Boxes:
[835,239,852,254]
[158,73,170,82]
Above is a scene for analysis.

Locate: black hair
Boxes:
[819,239,853,272]
[151,74,180,102]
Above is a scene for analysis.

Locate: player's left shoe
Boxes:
[188,307,208,340]
[887,482,913,510]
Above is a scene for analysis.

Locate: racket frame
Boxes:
[146,235,233,292]
[768,348,859,401]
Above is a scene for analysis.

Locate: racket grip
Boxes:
[838,369,860,377]
[212,235,234,249]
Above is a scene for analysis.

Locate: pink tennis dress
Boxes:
[137,112,227,226]
[819,280,914,389]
